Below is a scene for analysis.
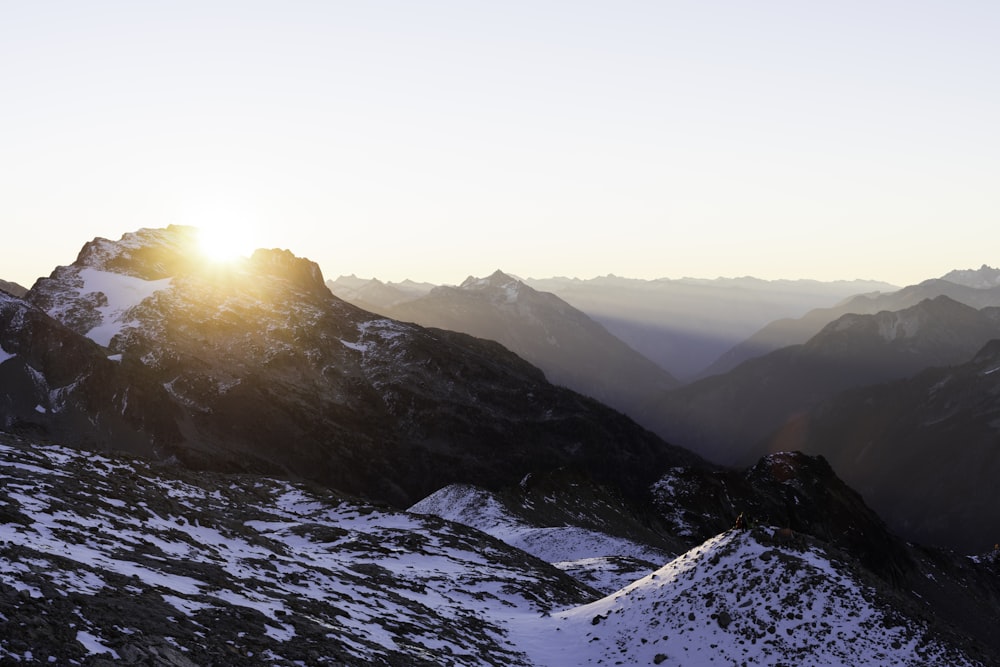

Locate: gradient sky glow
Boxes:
[3,1,998,289]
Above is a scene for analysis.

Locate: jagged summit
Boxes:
[458,269,521,296]
[248,247,328,295]
[941,264,1000,289]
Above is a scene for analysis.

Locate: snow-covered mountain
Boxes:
[410,482,678,594]
[381,270,679,428]
[16,226,698,507]
[1,435,992,666]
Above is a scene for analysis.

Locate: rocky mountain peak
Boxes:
[461,269,518,290]
[71,225,201,281]
[249,248,328,296]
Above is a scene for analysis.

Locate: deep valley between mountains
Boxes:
[2,227,1000,665]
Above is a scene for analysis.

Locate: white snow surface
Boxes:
[513,528,973,667]
[0,439,982,666]
[0,344,15,364]
[75,268,172,346]
[409,483,674,593]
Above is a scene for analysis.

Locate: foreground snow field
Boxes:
[0,436,981,666]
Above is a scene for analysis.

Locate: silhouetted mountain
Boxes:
[15,226,698,507]
[523,275,897,380]
[382,270,679,427]
[644,297,1000,467]
[0,279,27,297]
[782,338,1000,554]
[705,278,1000,377]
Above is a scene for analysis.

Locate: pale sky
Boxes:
[2,1,998,289]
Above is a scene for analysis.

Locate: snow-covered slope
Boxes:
[1,435,986,666]
[515,527,982,667]
[410,483,674,593]
[0,435,592,665]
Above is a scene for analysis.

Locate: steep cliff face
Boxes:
[21,226,697,506]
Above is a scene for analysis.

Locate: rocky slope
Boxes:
[18,226,698,507]
[383,270,679,428]
[644,296,1000,467]
[1,435,993,666]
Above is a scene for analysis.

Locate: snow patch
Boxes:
[77,268,172,346]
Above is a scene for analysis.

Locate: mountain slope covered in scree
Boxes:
[0,435,988,666]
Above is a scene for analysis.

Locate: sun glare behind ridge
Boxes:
[182,200,262,264]
[197,223,256,263]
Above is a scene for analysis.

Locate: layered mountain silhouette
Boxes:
[326,274,434,313]
[705,275,1000,377]
[10,226,699,507]
[644,296,1000,468]
[375,270,679,428]
[524,274,897,379]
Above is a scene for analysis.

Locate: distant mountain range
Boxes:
[330,273,899,380]
[704,275,1000,377]
[643,295,1000,466]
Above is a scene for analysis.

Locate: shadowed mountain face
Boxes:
[379,270,679,429]
[788,339,1000,553]
[705,277,1000,377]
[643,296,1000,468]
[12,226,700,507]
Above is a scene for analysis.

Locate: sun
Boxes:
[196,223,257,263]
